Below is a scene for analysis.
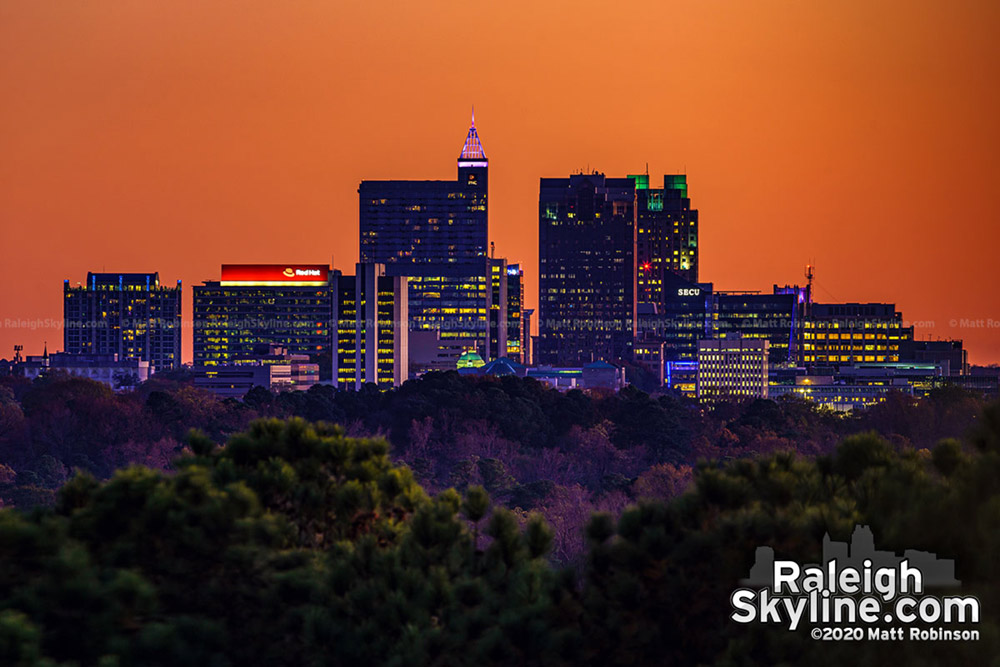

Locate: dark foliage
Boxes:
[0,409,997,665]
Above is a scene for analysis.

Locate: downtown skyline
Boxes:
[2,1,999,364]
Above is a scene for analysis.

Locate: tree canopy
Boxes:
[1,406,998,665]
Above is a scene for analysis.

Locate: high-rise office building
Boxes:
[332,264,409,390]
[194,263,408,389]
[64,272,181,372]
[506,264,524,363]
[193,265,334,368]
[643,272,715,363]
[521,308,534,366]
[488,257,509,362]
[535,171,695,368]
[538,173,637,366]
[634,173,699,305]
[359,115,493,355]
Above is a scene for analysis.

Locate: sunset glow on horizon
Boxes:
[2,0,999,364]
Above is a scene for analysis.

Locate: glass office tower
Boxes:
[359,116,495,357]
[538,173,637,366]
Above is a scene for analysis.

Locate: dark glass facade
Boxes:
[538,174,636,366]
[645,273,715,363]
[64,272,181,372]
[715,291,803,365]
[900,339,967,376]
[634,173,699,306]
[358,119,493,355]
[358,175,487,276]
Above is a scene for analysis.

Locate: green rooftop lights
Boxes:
[628,174,650,190]
[665,174,688,198]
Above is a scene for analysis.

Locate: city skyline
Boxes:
[2,1,999,364]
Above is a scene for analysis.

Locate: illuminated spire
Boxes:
[459,108,486,161]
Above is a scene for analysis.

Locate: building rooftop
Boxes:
[459,110,486,160]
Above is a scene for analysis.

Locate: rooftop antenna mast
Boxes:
[490,241,495,260]
[805,263,815,305]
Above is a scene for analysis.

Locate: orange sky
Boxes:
[2,0,999,365]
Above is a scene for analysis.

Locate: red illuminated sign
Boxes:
[220,264,329,284]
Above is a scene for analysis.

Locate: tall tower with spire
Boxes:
[458,109,488,213]
[358,112,502,366]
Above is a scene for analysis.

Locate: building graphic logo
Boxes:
[730,525,981,642]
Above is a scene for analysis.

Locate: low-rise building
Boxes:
[21,352,150,389]
[582,361,627,391]
[194,344,319,398]
[408,330,470,377]
[697,336,769,401]
[633,339,665,387]
[900,340,968,376]
[524,362,625,392]
[770,375,912,412]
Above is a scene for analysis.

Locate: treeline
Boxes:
[1,414,998,666]
[0,371,989,560]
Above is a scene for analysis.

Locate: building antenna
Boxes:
[490,241,495,260]
[805,262,815,305]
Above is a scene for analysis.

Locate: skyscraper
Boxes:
[647,272,715,364]
[538,173,636,366]
[505,264,525,363]
[64,272,181,372]
[359,115,494,356]
[488,257,508,362]
[634,173,699,304]
[332,263,409,390]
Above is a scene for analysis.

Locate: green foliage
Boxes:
[179,418,427,548]
[0,610,51,667]
[0,418,581,666]
[2,371,990,518]
[578,423,1000,666]
[1,400,999,665]
[463,485,490,523]
[931,438,964,476]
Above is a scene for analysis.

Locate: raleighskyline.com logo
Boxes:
[730,525,981,642]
